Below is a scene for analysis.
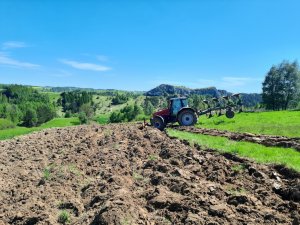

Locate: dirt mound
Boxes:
[173,126,300,151]
[0,124,299,224]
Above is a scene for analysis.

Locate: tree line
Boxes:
[0,85,56,128]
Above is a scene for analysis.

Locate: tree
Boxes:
[78,103,95,124]
[36,104,56,124]
[262,60,300,110]
[23,109,38,127]
[144,100,154,115]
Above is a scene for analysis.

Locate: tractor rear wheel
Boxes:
[178,109,197,126]
[152,116,166,131]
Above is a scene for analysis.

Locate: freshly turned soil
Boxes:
[0,124,299,225]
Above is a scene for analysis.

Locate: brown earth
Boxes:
[172,126,300,151]
[0,124,299,225]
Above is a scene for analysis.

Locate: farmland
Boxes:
[0,124,299,224]
[0,87,299,224]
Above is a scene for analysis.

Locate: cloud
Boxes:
[59,59,111,71]
[0,52,40,69]
[2,41,27,50]
[96,55,109,62]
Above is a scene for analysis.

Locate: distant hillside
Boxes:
[145,84,262,107]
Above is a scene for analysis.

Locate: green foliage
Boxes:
[111,93,129,105]
[0,118,15,130]
[78,103,95,124]
[96,114,110,124]
[167,129,300,172]
[60,91,93,113]
[144,98,155,115]
[36,104,56,124]
[78,112,88,124]
[262,60,300,110]
[0,85,56,127]
[197,111,300,137]
[109,103,142,123]
[58,210,70,224]
[189,94,205,110]
[23,108,38,127]
[43,168,51,180]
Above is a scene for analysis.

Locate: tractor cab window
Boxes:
[181,98,188,107]
[171,99,182,116]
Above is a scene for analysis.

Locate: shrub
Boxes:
[78,112,88,124]
[22,108,38,127]
[0,118,15,130]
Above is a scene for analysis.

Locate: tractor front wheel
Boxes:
[225,109,235,119]
[152,116,166,131]
[178,109,197,126]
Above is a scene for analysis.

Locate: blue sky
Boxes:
[0,0,299,93]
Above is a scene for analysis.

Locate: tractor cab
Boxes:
[169,97,188,116]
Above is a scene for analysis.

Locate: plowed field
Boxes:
[0,124,299,224]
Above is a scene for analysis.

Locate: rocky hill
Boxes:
[145,84,262,107]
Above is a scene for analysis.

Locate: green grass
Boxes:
[95,114,110,124]
[197,111,300,137]
[0,117,80,140]
[58,210,71,224]
[167,129,300,172]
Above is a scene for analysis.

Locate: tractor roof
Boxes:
[169,97,187,100]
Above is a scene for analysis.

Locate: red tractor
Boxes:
[150,95,242,130]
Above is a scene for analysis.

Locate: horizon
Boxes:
[0,82,261,94]
[1,0,300,93]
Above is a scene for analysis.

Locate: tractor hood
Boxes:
[153,108,170,117]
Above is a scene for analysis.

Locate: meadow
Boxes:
[197,110,300,137]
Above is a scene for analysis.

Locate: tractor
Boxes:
[150,94,242,130]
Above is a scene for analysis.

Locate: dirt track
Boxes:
[0,124,299,225]
[172,126,300,151]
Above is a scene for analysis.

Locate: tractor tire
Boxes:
[152,116,166,131]
[225,109,235,119]
[178,109,198,126]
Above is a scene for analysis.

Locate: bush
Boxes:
[78,112,88,124]
[0,118,15,130]
[23,109,38,127]
[36,104,56,124]
[111,94,129,105]
[78,103,95,124]
[109,103,142,123]
[64,110,72,118]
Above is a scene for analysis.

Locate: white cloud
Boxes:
[2,41,27,50]
[59,59,111,71]
[96,55,109,62]
[0,52,40,69]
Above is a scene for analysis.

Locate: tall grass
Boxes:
[197,111,300,137]
[167,129,300,172]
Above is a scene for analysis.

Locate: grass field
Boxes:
[197,111,300,137]
[167,129,300,172]
[0,117,80,140]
